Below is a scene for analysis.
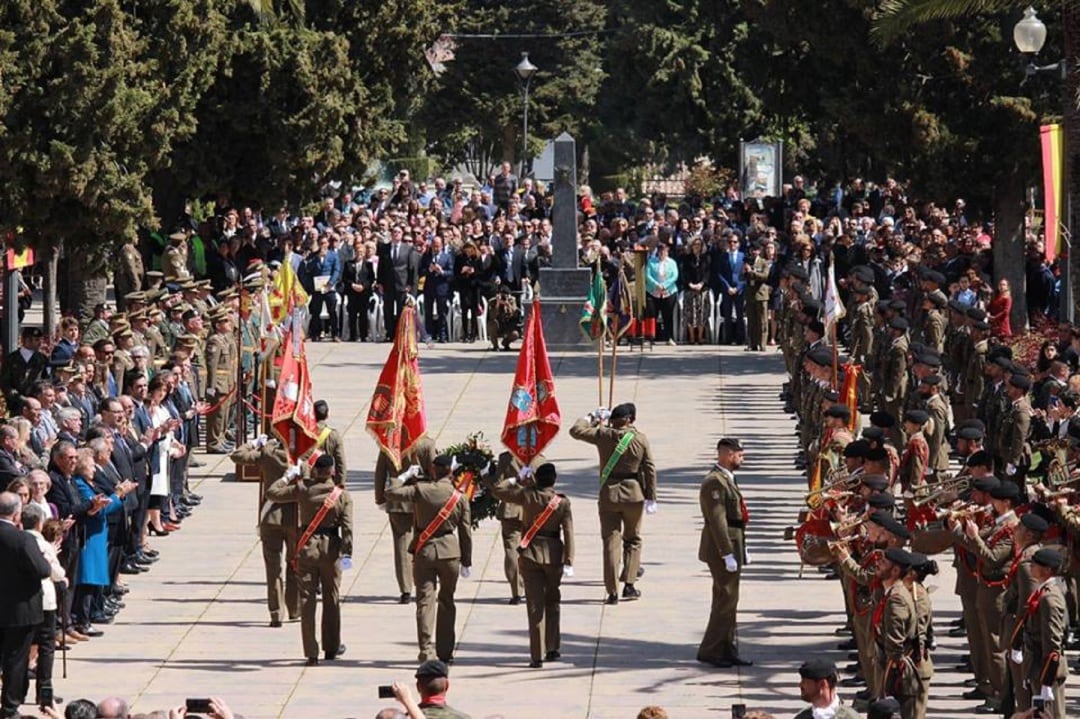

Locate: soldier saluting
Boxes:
[570,402,657,604]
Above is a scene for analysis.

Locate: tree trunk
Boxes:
[993,165,1028,331]
[60,253,108,325]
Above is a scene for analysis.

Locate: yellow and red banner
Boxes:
[1041,124,1064,262]
[502,299,561,465]
[840,362,861,432]
[270,329,320,463]
[366,305,427,469]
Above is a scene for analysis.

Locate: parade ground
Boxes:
[30,341,1073,718]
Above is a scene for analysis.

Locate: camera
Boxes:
[378,685,395,699]
[186,699,213,714]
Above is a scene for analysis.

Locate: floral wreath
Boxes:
[439,431,497,528]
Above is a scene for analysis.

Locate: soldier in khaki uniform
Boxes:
[312,400,346,486]
[569,402,657,604]
[794,659,861,719]
[918,375,950,482]
[163,231,190,280]
[483,450,548,605]
[266,453,352,665]
[849,285,875,407]
[230,436,300,626]
[1002,513,1047,712]
[873,548,921,719]
[919,293,946,355]
[115,240,145,313]
[882,317,910,447]
[374,436,437,603]
[204,309,237,453]
[744,247,772,351]
[1000,374,1032,487]
[697,437,751,668]
[904,553,935,719]
[1017,547,1069,719]
[492,462,574,667]
[386,454,473,663]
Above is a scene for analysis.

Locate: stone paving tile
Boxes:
[22,344,1077,718]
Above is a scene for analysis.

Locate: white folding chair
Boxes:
[368,294,384,342]
[476,296,489,343]
[704,291,716,345]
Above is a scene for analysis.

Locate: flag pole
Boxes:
[608,332,618,409]
[830,322,839,391]
[595,259,604,407]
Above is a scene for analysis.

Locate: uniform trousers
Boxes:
[413,554,460,661]
[598,500,643,594]
[957,567,988,690]
[260,523,300,622]
[698,554,741,661]
[388,512,414,595]
[747,299,768,349]
[500,519,524,598]
[975,582,1006,700]
[206,398,232,449]
[297,535,341,659]
[521,557,562,661]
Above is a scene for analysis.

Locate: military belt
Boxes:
[312,526,339,537]
[533,529,560,538]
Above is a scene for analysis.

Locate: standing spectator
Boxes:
[0,490,51,718]
[680,239,710,345]
[301,236,342,342]
[713,232,746,345]
[0,424,29,483]
[71,448,126,632]
[988,278,1013,339]
[454,242,482,343]
[49,318,81,370]
[421,236,454,344]
[1,326,50,404]
[23,505,65,710]
[492,161,518,212]
[645,244,679,346]
[378,228,417,341]
[343,238,376,342]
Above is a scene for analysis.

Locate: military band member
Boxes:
[874,548,920,719]
[204,309,237,453]
[1002,512,1048,712]
[794,659,860,719]
[897,410,929,494]
[1014,548,1069,719]
[385,454,473,664]
[492,462,574,668]
[697,437,752,668]
[266,453,352,665]
[570,402,657,604]
[882,318,910,447]
[1000,374,1033,487]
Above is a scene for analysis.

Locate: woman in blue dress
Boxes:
[73,447,123,631]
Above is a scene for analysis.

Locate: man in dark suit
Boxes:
[100,398,154,579]
[709,231,747,345]
[343,238,376,341]
[497,232,526,297]
[377,227,417,340]
[421,236,454,343]
[0,491,51,718]
[0,326,50,404]
[0,425,28,485]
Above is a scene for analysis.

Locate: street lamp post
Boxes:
[514,52,538,181]
[1014,6,1073,322]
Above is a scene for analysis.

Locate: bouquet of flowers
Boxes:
[439,431,497,528]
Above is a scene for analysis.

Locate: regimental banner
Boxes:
[1041,124,1064,262]
[365,305,427,469]
[502,300,561,465]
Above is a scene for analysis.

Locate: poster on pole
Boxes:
[739,140,783,200]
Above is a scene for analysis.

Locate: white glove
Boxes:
[506,476,518,486]
[1009,649,1024,665]
[1039,685,1054,701]
[339,556,353,571]
[396,465,421,482]
[375,502,387,512]
[562,565,574,578]
[744,549,752,566]
[460,565,471,579]
[451,456,460,472]
[254,433,269,448]
[723,554,738,573]
[284,465,301,481]
[1006,462,1017,476]
[484,460,494,476]
[518,465,533,480]
[645,500,658,514]
[596,407,611,421]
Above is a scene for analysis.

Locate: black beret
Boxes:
[947,299,966,313]
[313,453,335,469]
[972,320,991,331]
[989,482,1021,501]
[825,403,851,421]
[907,551,929,569]
[798,658,837,681]
[852,265,875,284]
[870,411,896,428]
[1032,547,1064,570]
[888,300,906,312]
[1009,374,1032,391]
[987,345,1012,360]
[864,447,888,463]
[861,474,889,492]
[972,476,1001,493]
[853,284,872,296]
[862,426,885,442]
[889,317,909,331]
[929,291,948,307]
[868,697,902,719]
[1021,513,1049,533]
[802,299,823,315]
[914,353,942,368]
[786,265,810,281]
[433,454,453,468]
[904,409,929,425]
[966,307,988,321]
[415,659,449,678]
[884,547,914,569]
[824,389,840,402]
[871,511,911,539]
[868,493,896,510]
[991,355,1014,370]
[925,270,946,286]
[807,320,826,336]
[610,402,636,420]
[956,426,984,441]
[920,374,942,386]
[535,462,557,485]
[909,342,929,357]
[843,439,870,458]
[808,347,833,366]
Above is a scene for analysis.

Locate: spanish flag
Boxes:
[365,305,427,470]
[269,251,309,326]
[1042,124,1065,262]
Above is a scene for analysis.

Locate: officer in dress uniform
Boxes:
[1002,512,1047,713]
[697,437,752,668]
[374,437,437,604]
[385,454,473,663]
[266,453,352,666]
[569,402,657,604]
[230,436,300,627]
[794,659,860,719]
[163,232,190,280]
[874,548,921,719]
[204,309,237,453]
[492,462,573,668]
[1016,548,1068,719]
[483,450,548,605]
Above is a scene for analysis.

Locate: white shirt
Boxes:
[28,529,64,612]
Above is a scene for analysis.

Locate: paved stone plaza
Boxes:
[27,342,1077,718]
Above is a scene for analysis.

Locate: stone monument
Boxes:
[536,132,591,346]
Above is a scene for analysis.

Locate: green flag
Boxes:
[580,270,607,340]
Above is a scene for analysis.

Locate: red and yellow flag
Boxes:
[502,299,561,465]
[366,305,427,469]
[840,363,861,432]
[1042,124,1064,262]
[270,329,320,463]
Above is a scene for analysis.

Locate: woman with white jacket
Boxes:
[22,502,67,709]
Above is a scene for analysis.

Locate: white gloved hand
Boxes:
[376,502,387,512]
[1039,685,1054,701]
[744,549,751,566]
[1006,462,1017,477]
[506,476,518,486]
[254,433,269,448]
[284,465,301,481]
[484,460,494,476]
[562,565,574,578]
[339,556,353,571]
[723,554,738,573]
[645,500,658,514]
[396,465,421,482]
[460,565,471,579]
[1009,649,1024,665]
[596,407,611,421]
[518,465,533,480]
[451,456,460,472]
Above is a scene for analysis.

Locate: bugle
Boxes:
[909,474,971,507]
[934,503,990,523]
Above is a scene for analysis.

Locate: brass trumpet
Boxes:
[909,475,971,508]
[934,503,990,523]
[1032,437,1072,452]
[831,515,868,537]
[827,535,860,552]
[804,487,855,504]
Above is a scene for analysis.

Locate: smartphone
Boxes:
[38,687,53,708]
[186,699,213,714]
[377,685,395,699]
[732,704,746,719]
[1033,698,1045,718]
